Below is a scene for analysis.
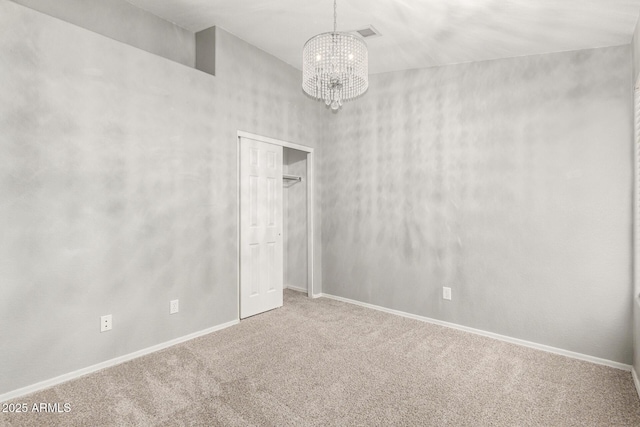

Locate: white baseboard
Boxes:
[284,285,308,294]
[0,319,239,403]
[318,293,631,372]
[633,367,640,399]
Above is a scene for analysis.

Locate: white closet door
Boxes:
[240,137,283,319]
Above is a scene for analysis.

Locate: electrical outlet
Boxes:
[100,314,112,332]
[170,299,179,314]
[443,287,452,301]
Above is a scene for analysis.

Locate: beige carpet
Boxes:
[2,290,640,426]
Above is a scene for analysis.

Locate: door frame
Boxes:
[237,131,315,318]
[634,83,640,305]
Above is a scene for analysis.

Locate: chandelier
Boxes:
[302,0,368,111]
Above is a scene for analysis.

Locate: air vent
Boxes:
[354,25,381,38]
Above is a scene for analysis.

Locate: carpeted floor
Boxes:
[2,290,640,426]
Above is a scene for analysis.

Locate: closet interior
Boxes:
[283,147,308,294]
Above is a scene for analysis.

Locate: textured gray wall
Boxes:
[633,14,640,380]
[284,148,308,291]
[0,0,322,395]
[196,26,216,76]
[9,0,195,67]
[322,46,634,364]
[634,17,640,85]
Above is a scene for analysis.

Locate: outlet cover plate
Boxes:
[101,314,112,332]
[170,299,179,314]
[443,287,452,301]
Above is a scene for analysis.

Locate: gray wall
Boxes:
[634,18,640,86]
[0,0,322,395]
[10,0,195,67]
[196,26,216,76]
[633,13,640,380]
[284,148,308,292]
[322,46,634,364]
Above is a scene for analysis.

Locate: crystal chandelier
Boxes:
[302,0,368,111]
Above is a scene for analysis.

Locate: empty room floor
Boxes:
[2,290,639,426]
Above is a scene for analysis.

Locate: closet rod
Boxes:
[283,174,302,182]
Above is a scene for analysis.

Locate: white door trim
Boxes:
[237,131,315,319]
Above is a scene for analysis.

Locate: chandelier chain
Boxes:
[333,0,337,33]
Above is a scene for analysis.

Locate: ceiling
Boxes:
[125,0,640,74]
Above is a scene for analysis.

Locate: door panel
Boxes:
[240,137,283,319]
